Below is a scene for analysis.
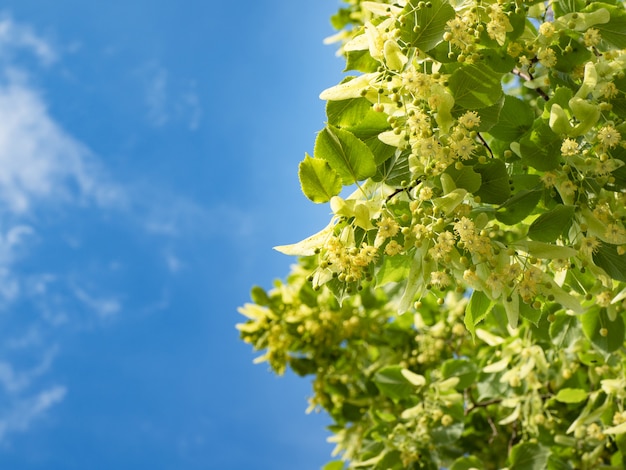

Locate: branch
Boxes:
[386,179,421,202]
[512,68,550,101]
[477,133,494,158]
[465,397,503,414]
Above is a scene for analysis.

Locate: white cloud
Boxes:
[0,347,57,394]
[144,63,169,127]
[139,61,202,130]
[0,15,56,65]
[0,385,66,441]
[0,14,226,446]
[72,286,121,319]
[0,72,125,213]
[165,253,183,273]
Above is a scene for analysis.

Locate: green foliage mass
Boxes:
[239,0,626,468]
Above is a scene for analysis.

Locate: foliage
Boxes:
[239,0,626,468]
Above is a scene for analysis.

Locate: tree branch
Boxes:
[512,68,550,101]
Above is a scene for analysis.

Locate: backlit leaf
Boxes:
[314,125,377,184]
[448,64,504,109]
[298,154,343,203]
[399,0,455,51]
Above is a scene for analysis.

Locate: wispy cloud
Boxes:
[72,286,121,319]
[0,15,56,65]
[138,61,202,130]
[0,73,125,213]
[0,12,242,445]
[0,385,67,442]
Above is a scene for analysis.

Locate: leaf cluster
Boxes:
[240,0,626,468]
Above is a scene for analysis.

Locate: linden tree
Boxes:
[239,0,626,468]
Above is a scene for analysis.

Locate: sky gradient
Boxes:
[0,1,345,468]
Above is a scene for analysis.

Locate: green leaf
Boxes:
[465,290,493,339]
[445,165,482,193]
[330,8,352,30]
[581,308,625,353]
[298,154,343,203]
[593,243,626,282]
[431,421,464,446]
[554,34,592,73]
[441,359,478,390]
[528,205,575,242]
[314,126,377,184]
[555,388,588,404]
[489,96,535,141]
[496,189,542,225]
[519,120,562,171]
[374,150,410,186]
[509,442,550,470]
[474,159,511,204]
[250,285,269,306]
[289,357,317,376]
[374,450,402,470]
[345,49,380,73]
[450,456,485,470]
[553,0,584,15]
[326,98,395,165]
[475,97,505,132]
[376,255,411,286]
[479,48,517,73]
[550,313,580,348]
[512,240,578,259]
[448,64,503,109]
[323,461,345,470]
[373,365,418,400]
[326,97,373,129]
[519,302,542,326]
[400,0,455,51]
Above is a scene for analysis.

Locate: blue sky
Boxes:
[0,1,345,469]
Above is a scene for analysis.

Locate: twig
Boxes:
[477,132,494,158]
[512,68,550,101]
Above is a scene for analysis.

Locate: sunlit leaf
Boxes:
[448,64,503,109]
[298,154,343,203]
[314,125,377,184]
[399,0,455,51]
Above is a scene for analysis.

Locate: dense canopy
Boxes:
[239,0,626,468]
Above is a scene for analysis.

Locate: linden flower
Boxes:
[596,290,613,307]
[485,272,504,297]
[446,17,473,50]
[502,263,522,282]
[458,111,481,129]
[598,125,622,148]
[403,70,433,99]
[353,244,378,267]
[538,22,555,38]
[377,216,400,239]
[605,223,626,244]
[507,42,523,58]
[384,240,403,256]
[558,180,577,198]
[486,5,511,46]
[561,138,579,156]
[438,231,455,246]
[540,171,558,188]
[451,136,475,160]
[418,186,433,201]
[537,48,557,68]
[430,271,451,287]
[580,236,600,255]
[584,28,601,47]
[413,223,429,240]
[601,82,618,99]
